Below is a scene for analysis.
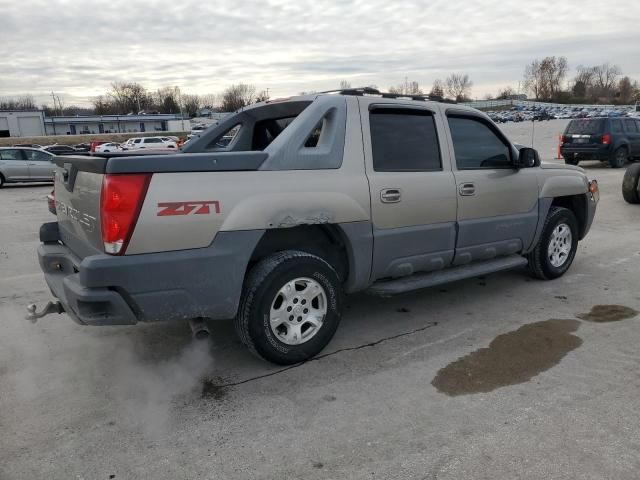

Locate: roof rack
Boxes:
[319,87,455,103]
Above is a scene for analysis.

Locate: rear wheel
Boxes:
[235,251,343,365]
[0,174,4,188]
[610,147,628,168]
[622,163,640,204]
[527,207,579,280]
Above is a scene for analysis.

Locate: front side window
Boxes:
[447,116,511,169]
[26,150,52,161]
[370,108,441,172]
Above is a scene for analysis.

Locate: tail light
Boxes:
[100,174,151,255]
[602,134,611,145]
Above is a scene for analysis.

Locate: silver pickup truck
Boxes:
[29,88,599,364]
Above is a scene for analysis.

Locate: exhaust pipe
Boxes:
[189,317,210,340]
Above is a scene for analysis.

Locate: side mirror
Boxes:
[514,147,539,169]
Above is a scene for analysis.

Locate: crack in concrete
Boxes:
[216,321,439,389]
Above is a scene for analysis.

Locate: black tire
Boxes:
[610,146,628,168]
[235,250,343,365]
[527,206,579,280]
[563,155,579,166]
[0,174,4,188]
[622,163,640,204]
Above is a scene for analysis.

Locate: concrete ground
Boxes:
[1,119,640,479]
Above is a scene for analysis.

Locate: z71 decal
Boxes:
[157,201,221,216]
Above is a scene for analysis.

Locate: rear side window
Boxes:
[624,120,639,133]
[566,119,604,134]
[447,116,511,169]
[369,108,441,172]
[611,120,623,133]
[144,138,162,143]
[25,150,52,161]
[0,149,24,160]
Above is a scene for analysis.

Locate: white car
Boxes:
[121,136,178,150]
[94,142,121,153]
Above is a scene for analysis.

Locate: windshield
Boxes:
[566,119,604,134]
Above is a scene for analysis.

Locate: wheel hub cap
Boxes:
[548,223,572,268]
[269,277,328,345]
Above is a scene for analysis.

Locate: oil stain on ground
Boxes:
[432,319,582,396]
[201,378,229,400]
[577,305,638,323]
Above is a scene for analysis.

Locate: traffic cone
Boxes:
[556,135,562,160]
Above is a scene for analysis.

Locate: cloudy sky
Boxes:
[1,0,639,107]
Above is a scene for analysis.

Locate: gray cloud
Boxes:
[0,0,638,106]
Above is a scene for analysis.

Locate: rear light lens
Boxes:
[602,134,611,145]
[100,174,151,255]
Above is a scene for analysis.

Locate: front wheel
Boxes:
[235,251,342,364]
[527,206,579,280]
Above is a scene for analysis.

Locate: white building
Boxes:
[0,110,46,137]
[44,114,189,136]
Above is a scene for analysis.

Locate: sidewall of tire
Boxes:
[622,164,640,204]
[537,209,579,279]
[244,254,342,364]
[610,147,627,168]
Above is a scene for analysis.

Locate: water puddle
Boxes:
[577,305,638,323]
[432,319,582,396]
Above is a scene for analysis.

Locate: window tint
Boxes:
[144,138,162,143]
[133,139,142,143]
[448,116,511,169]
[25,150,52,161]
[566,119,604,134]
[0,149,23,160]
[370,109,441,172]
[611,120,623,133]
[624,119,638,133]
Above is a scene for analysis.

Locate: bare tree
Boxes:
[389,79,423,95]
[496,86,516,99]
[220,83,257,112]
[429,79,444,98]
[255,90,270,103]
[592,63,622,96]
[523,57,567,101]
[445,73,473,101]
[199,93,219,110]
[108,82,152,114]
[181,94,201,117]
[618,76,634,104]
[155,86,181,114]
[0,95,37,111]
[339,80,351,90]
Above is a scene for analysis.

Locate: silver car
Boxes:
[0,147,56,187]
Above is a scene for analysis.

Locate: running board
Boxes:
[367,255,529,296]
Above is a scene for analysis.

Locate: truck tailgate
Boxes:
[53,156,105,259]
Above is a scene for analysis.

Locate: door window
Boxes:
[369,108,441,172]
[25,150,53,161]
[0,149,24,160]
[623,119,638,133]
[447,116,511,169]
[611,119,623,133]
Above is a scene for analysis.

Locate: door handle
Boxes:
[380,188,401,203]
[458,182,476,196]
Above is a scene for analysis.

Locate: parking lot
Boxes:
[1,119,640,479]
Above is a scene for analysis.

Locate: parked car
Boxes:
[94,142,121,153]
[560,117,640,168]
[0,147,55,187]
[29,88,599,365]
[90,141,107,153]
[120,136,177,150]
[74,143,91,153]
[44,145,77,155]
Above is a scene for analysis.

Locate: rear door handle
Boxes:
[380,188,401,203]
[458,182,476,196]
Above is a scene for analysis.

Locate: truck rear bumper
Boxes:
[38,222,264,326]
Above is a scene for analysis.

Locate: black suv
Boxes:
[560,117,640,168]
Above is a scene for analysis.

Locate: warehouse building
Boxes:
[0,110,46,137]
[44,114,189,136]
